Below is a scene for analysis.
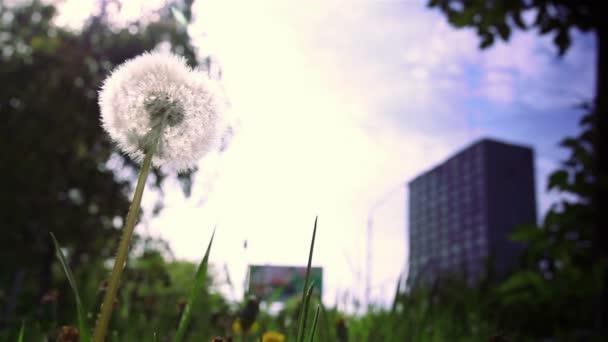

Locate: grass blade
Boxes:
[174,228,216,342]
[296,217,318,342]
[390,273,402,315]
[17,321,24,342]
[317,301,332,342]
[307,305,321,342]
[50,233,91,342]
[267,285,286,303]
[299,283,315,342]
[382,274,402,340]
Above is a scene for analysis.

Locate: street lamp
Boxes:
[365,182,406,307]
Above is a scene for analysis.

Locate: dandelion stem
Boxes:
[93,151,154,342]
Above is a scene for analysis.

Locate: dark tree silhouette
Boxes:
[0,0,198,327]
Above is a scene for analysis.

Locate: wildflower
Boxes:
[39,289,59,326]
[230,295,261,337]
[232,319,259,335]
[99,52,223,171]
[93,51,226,342]
[57,326,80,342]
[238,295,260,332]
[262,331,285,342]
[231,319,241,334]
[336,317,348,342]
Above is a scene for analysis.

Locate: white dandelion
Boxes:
[93,51,227,341]
[99,51,223,171]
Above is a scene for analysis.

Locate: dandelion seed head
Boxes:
[99,52,224,171]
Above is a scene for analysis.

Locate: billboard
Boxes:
[248,265,323,302]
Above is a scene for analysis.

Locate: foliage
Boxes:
[0,0,197,331]
[494,113,604,340]
[104,237,227,341]
[427,0,601,55]
[1,236,230,341]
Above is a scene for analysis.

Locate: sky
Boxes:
[54,0,596,310]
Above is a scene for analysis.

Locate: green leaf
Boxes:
[307,305,321,342]
[547,170,569,191]
[533,4,545,25]
[299,283,315,342]
[479,32,494,49]
[509,224,542,242]
[390,274,402,315]
[496,23,511,41]
[539,18,559,35]
[554,28,571,56]
[296,217,318,342]
[50,233,91,342]
[511,11,526,29]
[174,228,216,342]
[427,0,440,8]
[17,321,24,342]
[579,113,594,127]
[498,271,545,300]
[448,10,474,28]
[171,6,189,27]
[560,137,581,150]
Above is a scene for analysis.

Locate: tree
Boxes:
[495,112,600,339]
[427,0,608,335]
[0,0,198,328]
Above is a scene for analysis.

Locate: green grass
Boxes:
[34,220,494,342]
[50,232,91,342]
[16,322,24,342]
[174,228,216,342]
[11,218,574,341]
[295,217,318,342]
[307,305,321,342]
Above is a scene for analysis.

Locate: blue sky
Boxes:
[55,0,597,309]
[164,0,595,309]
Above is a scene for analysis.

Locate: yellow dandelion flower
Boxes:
[262,331,285,342]
[231,319,242,335]
[232,319,259,335]
[250,322,260,334]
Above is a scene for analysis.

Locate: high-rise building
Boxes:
[406,138,537,288]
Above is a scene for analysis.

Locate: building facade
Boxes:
[407,138,537,287]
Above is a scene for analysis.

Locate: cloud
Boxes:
[143,0,596,308]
